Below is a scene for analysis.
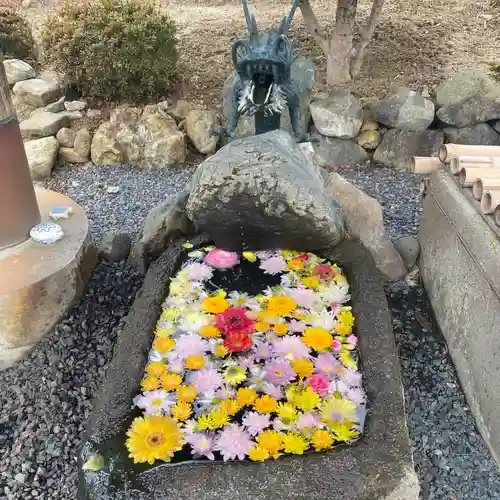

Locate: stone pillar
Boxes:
[0,54,41,249]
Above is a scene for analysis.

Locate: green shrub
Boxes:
[40,0,179,102]
[0,6,37,62]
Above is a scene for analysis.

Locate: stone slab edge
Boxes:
[419,170,500,466]
[78,237,418,500]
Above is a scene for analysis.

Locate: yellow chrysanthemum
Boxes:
[177,385,197,403]
[242,251,257,262]
[287,259,304,271]
[202,297,230,314]
[302,328,333,351]
[161,373,183,391]
[126,415,185,465]
[200,325,221,339]
[153,337,175,353]
[196,414,212,430]
[334,322,351,336]
[301,276,319,289]
[291,358,314,378]
[267,296,297,316]
[328,422,361,441]
[273,323,289,336]
[295,387,321,411]
[154,325,174,338]
[237,387,258,406]
[338,310,355,328]
[185,355,205,371]
[282,433,309,455]
[285,384,301,406]
[215,344,229,358]
[257,430,283,454]
[161,307,180,322]
[339,351,358,370]
[254,321,271,332]
[320,397,358,428]
[224,366,247,385]
[311,429,335,450]
[208,409,230,429]
[171,401,192,421]
[253,395,277,414]
[248,446,270,461]
[276,402,298,423]
[141,376,160,391]
[219,399,241,416]
[146,362,167,378]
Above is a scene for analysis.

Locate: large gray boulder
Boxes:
[13,78,63,107]
[185,129,345,251]
[435,69,499,108]
[313,136,369,167]
[3,59,35,85]
[222,56,317,138]
[373,129,444,171]
[371,88,435,131]
[443,123,500,145]
[20,111,69,140]
[310,89,363,138]
[24,137,60,180]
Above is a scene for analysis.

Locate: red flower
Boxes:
[313,264,335,281]
[224,332,253,353]
[215,307,255,336]
[296,254,309,261]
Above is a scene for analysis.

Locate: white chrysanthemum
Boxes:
[179,310,211,333]
[321,283,351,304]
[133,390,175,415]
[310,310,337,330]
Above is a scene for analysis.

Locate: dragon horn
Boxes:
[279,0,299,34]
[241,0,258,36]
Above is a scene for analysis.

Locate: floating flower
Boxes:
[126,415,185,464]
[254,321,271,333]
[331,339,342,352]
[175,334,208,358]
[254,341,273,361]
[273,336,310,360]
[184,262,214,281]
[179,311,211,333]
[273,323,289,336]
[312,264,335,281]
[133,390,175,415]
[214,384,236,401]
[343,369,363,387]
[200,325,221,339]
[189,368,223,394]
[204,249,239,269]
[177,385,198,403]
[202,297,230,314]
[334,323,351,336]
[347,334,358,346]
[214,344,229,358]
[289,287,316,310]
[185,355,205,370]
[311,429,334,450]
[248,446,270,461]
[253,395,277,414]
[259,256,287,275]
[295,387,321,411]
[161,373,183,391]
[291,358,314,378]
[295,412,323,432]
[267,296,297,316]
[295,253,309,261]
[153,337,175,353]
[264,360,296,387]
[207,409,231,429]
[242,411,271,436]
[346,388,367,405]
[321,283,350,304]
[310,311,336,331]
[287,259,304,271]
[315,353,340,380]
[288,319,307,333]
[257,430,283,454]
[141,376,161,391]
[224,332,253,353]
[282,433,309,455]
[146,362,168,378]
[219,399,241,416]
[301,276,319,289]
[237,388,258,406]
[216,307,255,336]
[224,365,247,385]
[276,402,298,423]
[302,328,333,351]
[338,309,355,328]
[320,397,358,427]
[306,374,330,396]
[242,251,257,262]
[328,422,360,441]
[262,382,284,400]
[228,291,259,309]
[214,424,254,461]
[172,401,193,421]
[186,432,216,460]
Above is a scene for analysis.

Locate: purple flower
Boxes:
[186,432,216,460]
[288,319,307,333]
[331,340,342,352]
[273,337,310,360]
[259,256,287,275]
[347,334,358,346]
[343,369,363,387]
[262,382,284,400]
[242,411,271,436]
[176,334,209,358]
[272,418,292,432]
[184,262,214,282]
[254,341,273,361]
[214,384,236,401]
[238,353,257,370]
[315,353,340,380]
[295,412,323,431]
[214,424,254,461]
[264,359,296,386]
[289,287,316,309]
[346,387,367,405]
[189,368,223,394]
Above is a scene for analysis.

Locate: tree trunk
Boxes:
[0,54,40,249]
[297,0,329,54]
[326,0,358,86]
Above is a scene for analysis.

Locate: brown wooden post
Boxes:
[0,55,41,249]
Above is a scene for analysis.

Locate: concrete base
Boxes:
[78,236,418,500]
[419,169,500,466]
[0,186,97,369]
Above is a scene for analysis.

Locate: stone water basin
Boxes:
[78,235,418,500]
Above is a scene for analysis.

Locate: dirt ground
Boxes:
[18,0,500,109]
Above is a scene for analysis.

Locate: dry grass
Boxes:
[19,0,500,108]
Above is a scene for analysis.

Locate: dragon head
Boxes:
[232,0,298,117]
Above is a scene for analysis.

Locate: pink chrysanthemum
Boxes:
[189,368,223,394]
[288,319,307,333]
[273,336,310,360]
[183,262,214,281]
[289,287,316,309]
[295,412,324,431]
[347,334,358,346]
[306,374,330,396]
[175,334,209,359]
[346,387,367,405]
[331,339,342,352]
[204,249,239,269]
[214,424,254,461]
[264,360,296,386]
[186,432,216,460]
[242,411,271,436]
[215,384,236,401]
[254,341,273,361]
[262,382,284,400]
[259,256,287,275]
[343,369,363,387]
[315,353,340,380]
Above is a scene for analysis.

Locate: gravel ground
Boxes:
[1,163,499,499]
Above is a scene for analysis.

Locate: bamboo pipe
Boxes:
[450,155,500,175]
[481,189,500,215]
[410,156,443,174]
[472,179,500,201]
[439,144,500,164]
[494,206,500,228]
[458,167,500,187]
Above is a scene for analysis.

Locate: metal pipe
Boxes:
[0,55,41,249]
